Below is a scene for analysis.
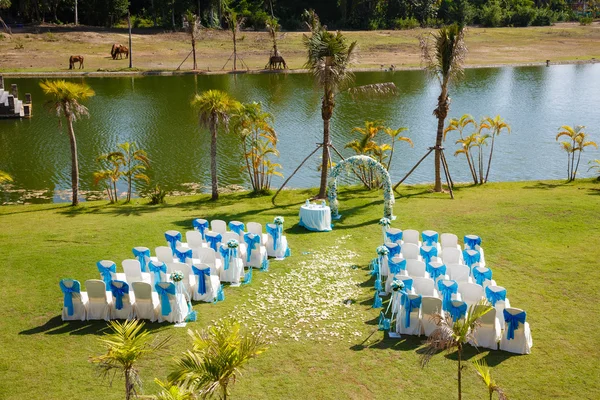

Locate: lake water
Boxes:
[1,64,599,203]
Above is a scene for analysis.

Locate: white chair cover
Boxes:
[123,259,152,284]
[60,279,88,321]
[211,219,227,234]
[156,282,188,323]
[132,282,159,322]
[412,277,436,297]
[402,229,421,246]
[469,306,501,350]
[500,308,533,354]
[154,246,176,264]
[442,247,463,265]
[192,263,221,302]
[420,296,443,337]
[448,264,471,283]
[406,259,427,278]
[440,233,460,251]
[219,253,244,284]
[247,222,268,246]
[396,293,422,335]
[85,279,111,321]
[458,282,484,306]
[193,247,222,275]
[109,280,134,320]
[401,243,421,261]
[185,230,204,248]
[266,223,289,259]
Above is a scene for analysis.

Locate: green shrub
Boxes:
[43,31,58,42]
[0,33,5,41]
[480,1,506,27]
[423,17,444,27]
[13,38,24,49]
[145,185,167,205]
[132,16,155,28]
[393,17,420,30]
[532,8,557,26]
[511,5,537,26]
[579,16,593,25]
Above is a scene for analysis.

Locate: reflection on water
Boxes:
[1,64,599,203]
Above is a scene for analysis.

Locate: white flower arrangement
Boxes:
[390,279,405,292]
[274,216,284,225]
[170,270,184,282]
[226,239,239,249]
[378,217,391,227]
[376,245,389,256]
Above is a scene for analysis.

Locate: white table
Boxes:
[299,204,332,232]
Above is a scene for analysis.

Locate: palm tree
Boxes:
[40,80,95,206]
[185,11,202,70]
[445,114,477,183]
[265,15,280,56]
[483,115,510,183]
[556,125,598,181]
[191,90,241,200]
[588,159,600,180]
[475,132,491,184]
[472,359,508,400]
[384,126,412,171]
[90,320,170,400]
[94,151,124,203]
[225,8,245,71]
[168,318,268,400]
[420,24,467,192]
[303,10,357,199]
[154,379,195,400]
[421,301,493,400]
[118,142,150,202]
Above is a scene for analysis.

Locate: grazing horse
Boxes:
[265,55,287,70]
[111,44,129,60]
[69,55,84,69]
[110,43,121,59]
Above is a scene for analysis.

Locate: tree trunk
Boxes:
[74,0,78,25]
[465,149,478,184]
[457,345,462,400]
[210,116,219,200]
[387,141,395,171]
[566,152,571,181]
[233,30,237,70]
[66,114,79,206]
[573,149,583,181]
[570,148,577,181]
[318,89,334,199]
[484,131,496,183]
[128,12,133,69]
[125,369,132,400]
[192,38,197,70]
[434,116,445,192]
[0,15,11,35]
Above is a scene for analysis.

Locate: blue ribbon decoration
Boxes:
[214,284,225,303]
[462,249,481,268]
[192,266,211,295]
[426,263,447,281]
[420,246,438,264]
[422,231,439,246]
[229,221,245,236]
[378,311,390,330]
[261,257,269,271]
[388,258,406,275]
[219,245,238,271]
[504,310,526,340]
[464,234,482,249]
[402,292,422,328]
[59,279,80,316]
[132,247,150,272]
[266,224,281,251]
[448,301,468,322]
[110,281,129,310]
[385,243,401,258]
[206,233,222,252]
[243,267,253,285]
[175,247,193,264]
[369,258,379,276]
[284,247,291,258]
[155,282,176,316]
[148,261,167,283]
[386,230,403,243]
[437,280,458,311]
[96,261,116,288]
[373,291,383,308]
[485,286,507,306]
[244,233,261,263]
[165,231,182,254]
[193,219,209,240]
[473,266,493,286]
[401,278,413,291]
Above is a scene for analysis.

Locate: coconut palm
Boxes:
[454,133,479,184]
[421,300,493,400]
[483,115,510,183]
[445,114,477,183]
[303,10,357,199]
[384,126,412,171]
[265,15,280,56]
[94,151,124,203]
[90,320,170,400]
[557,125,598,181]
[191,90,241,200]
[472,359,509,400]
[154,379,196,400]
[0,171,12,184]
[118,142,150,202]
[40,79,95,206]
[588,159,600,179]
[225,8,245,71]
[185,11,202,70]
[420,24,467,192]
[168,318,268,400]
[475,132,491,184]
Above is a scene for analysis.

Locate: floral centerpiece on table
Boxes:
[274,216,284,225]
[390,279,405,292]
[226,239,239,249]
[170,270,184,282]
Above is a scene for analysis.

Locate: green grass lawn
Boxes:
[1,180,599,399]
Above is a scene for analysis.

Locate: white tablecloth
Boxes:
[299,204,332,232]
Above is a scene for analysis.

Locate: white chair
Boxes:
[442,247,463,265]
[192,263,222,302]
[458,282,484,306]
[396,275,416,294]
[166,261,185,275]
[426,261,448,283]
[123,259,152,284]
[469,306,501,350]
[204,231,223,253]
[185,231,204,248]
[132,282,159,322]
[448,264,471,283]
[156,282,188,323]
[473,266,495,287]
[219,245,244,284]
[421,230,440,250]
[97,260,126,284]
[406,259,427,278]
[85,279,111,321]
[243,232,268,268]
[178,262,197,295]
[412,277,436,297]
[440,233,460,251]
[396,293,422,335]
[266,223,290,259]
[109,280,134,320]
[401,243,421,261]
[421,296,443,337]
[402,229,421,246]
[211,219,227,234]
[247,222,268,246]
[500,308,533,354]
[60,279,88,321]
[194,247,222,275]
[153,246,176,264]
[222,232,247,261]
[385,227,403,245]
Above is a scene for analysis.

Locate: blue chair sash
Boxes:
[175,247,193,264]
[193,219,209,240]
[132,247,150,272]
[388,258,406,275]
[504,310,527,340]
[462,249,481,268]
[464,234,482,249]
[385,243,401,258]
[386,230,403,243]
[165,231,182,254]
[437,280,458,311]
[192,266,211,295]
[148,261,167,283]
[206,233,222,252]
[402,293,422,328]
[155,283,176,316]
[110,281,129,310]
[219,245,237,271]
[229,221,245,236]
[96,261,116,288]
[244,233,261,263]
[426,263,447,281]
[422,231,439,246]
[420,246,438,264]
[266,224,282,251]
[485,286,507,306]
[401,278,413,291]
[473,266,492,285]
[448,301,468,322]
[59,279,80,316]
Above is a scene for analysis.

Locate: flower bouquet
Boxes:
[170,270,184,282]
[274,216,284,225]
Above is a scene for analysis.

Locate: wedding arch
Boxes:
[327,155,395,220]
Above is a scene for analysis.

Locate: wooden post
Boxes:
[11,84,17,98]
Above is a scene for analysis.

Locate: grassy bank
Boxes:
[1,180,599,399]
[0,23,599,74]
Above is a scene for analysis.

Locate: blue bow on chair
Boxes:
[193,219,209,240]
[244,233,261,263]
[422,231,439,246]
[59,279,80,316]
[437,280,458,311]
[165,231,182,254]
[385,243,401,258]
[148,261,167,283]
[464,234,482,249]
[96,261,116,288]
[229,221,245,236]
[402,292,422,328]
[110,281,129,310]
[192,266,211,295]
[266,224,281,251]
[420,246,438,264]
[485,286,507,306]
[448,301,468,322]
[175,247,192,264]
[219,245,237,271]
[473,266,493,285]
[504,310,526,340]
[401,278,413,291]
[132,247,150,272]
[388,258,406,275]
[155,282,176,316]
[206,233,222,252]
[386,230,403,243]
[426,263,446,281]
[462,249,481,268]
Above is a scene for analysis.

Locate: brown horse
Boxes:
[69,55,84,69]
[111,44,129,60]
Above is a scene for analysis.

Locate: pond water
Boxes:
[1,64,599,203]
